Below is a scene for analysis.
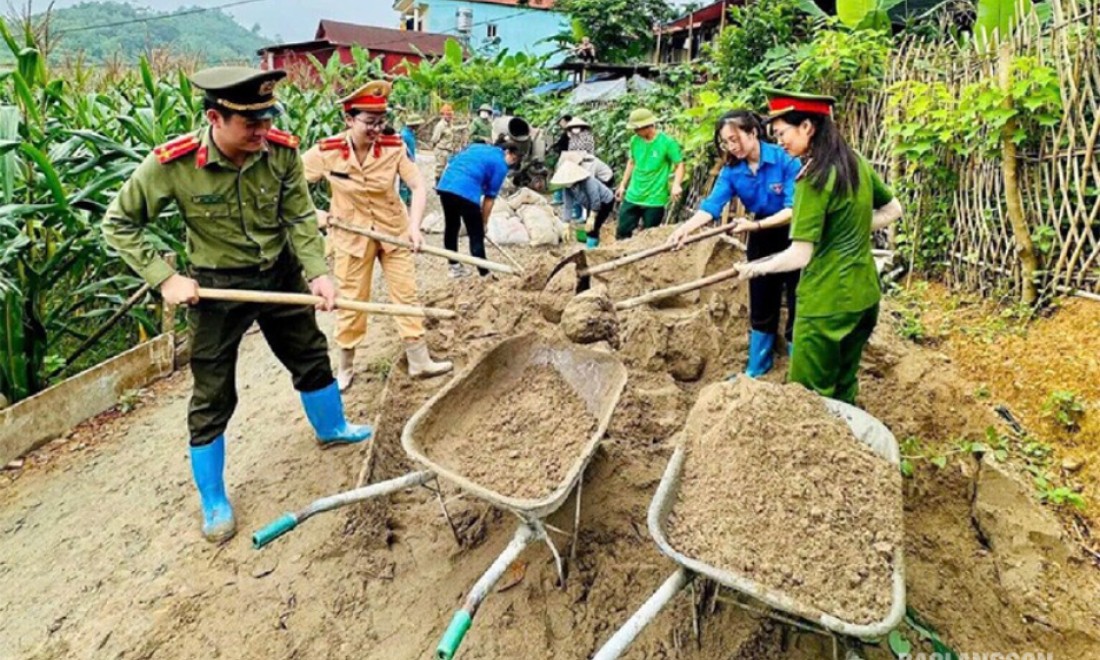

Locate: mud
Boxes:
[666,379,903,626]
[3,218,1100,660]
[417,363,597,500]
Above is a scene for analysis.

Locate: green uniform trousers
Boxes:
[616,200,666,239]
[187,249,334,446]
[788,304,879,406]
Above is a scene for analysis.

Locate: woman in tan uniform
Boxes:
[303,81,452,390]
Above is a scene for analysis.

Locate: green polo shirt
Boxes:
[624,131,682,208]
[789,153,893,318]
[102,127,325,287]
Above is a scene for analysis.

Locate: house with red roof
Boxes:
[257,20,453,77]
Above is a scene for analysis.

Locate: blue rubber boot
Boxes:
[745,330,776,378]
[300,381,373,447]
[190,435,236,543]
[586,236,599,249]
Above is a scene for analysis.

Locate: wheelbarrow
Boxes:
[251,334,627,660]
[592,397,906,660]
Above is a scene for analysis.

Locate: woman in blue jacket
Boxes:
[436,142,521,278]
[667,110,802,377]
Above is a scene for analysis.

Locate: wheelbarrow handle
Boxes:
[252,471,436,549]
[591,568,693,660]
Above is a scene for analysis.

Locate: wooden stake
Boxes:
[196,288,457,319]
[615,267,741,310]
[328,221,517,275]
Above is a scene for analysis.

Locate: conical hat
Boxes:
[551,160,590,187]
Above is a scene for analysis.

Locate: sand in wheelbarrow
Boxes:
[418,362,598,501]
[665,377,904,626]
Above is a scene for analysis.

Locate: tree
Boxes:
[557,0,675,63]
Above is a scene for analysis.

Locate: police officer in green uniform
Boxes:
[102,67,372,543]
[734,90,903,405]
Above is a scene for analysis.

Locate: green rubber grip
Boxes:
[436,611,472,660]
[251,514,298,549]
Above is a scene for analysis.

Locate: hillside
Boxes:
[26,1,272,64]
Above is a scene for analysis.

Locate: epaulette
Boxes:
[153,134,200,164]
[318,136,350,157]
[266,128,301,149]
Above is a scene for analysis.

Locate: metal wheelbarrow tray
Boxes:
[593,398,906,660]
[402,333,628,520]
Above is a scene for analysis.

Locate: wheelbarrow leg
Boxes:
[436,523,542,660]
[591,568,693,660]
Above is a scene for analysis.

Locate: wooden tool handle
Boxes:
[614,267,740,311]
[583,222,739,277]
[329,221,517,275]
[197,288,457,319]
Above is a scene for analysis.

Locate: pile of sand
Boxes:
[665,378,903,625]
[417,363,597,500]
[343,228,1100,659]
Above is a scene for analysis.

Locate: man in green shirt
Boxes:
[102,67,371,544]
[615,108,684,239]
[734,90,903,405]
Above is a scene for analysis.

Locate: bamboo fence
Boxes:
[835,0,1100,301]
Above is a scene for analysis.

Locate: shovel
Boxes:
[197,288,457,319]
[614,266,742,311]
[544,221,741,294]
[329,221,518,276]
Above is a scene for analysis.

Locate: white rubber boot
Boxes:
[336,348,355,391]
[406,340,453,378]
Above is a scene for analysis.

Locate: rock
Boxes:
[560,289,619,345]
[3,459,24,471]
[1062,457,1085,473]
[972,454,1068,594]
[0,393,8,409]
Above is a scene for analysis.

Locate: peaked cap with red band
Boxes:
[340,80,391,114]
[762,88,837,121]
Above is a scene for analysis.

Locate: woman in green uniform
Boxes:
[734,90,903,405]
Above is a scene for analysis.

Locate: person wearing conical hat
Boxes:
[616,107,684,240]
[102,66,372,544]
[469,103,494,145]
[302,81,453,392]
[733,89,903,405]
[551,159,615,249]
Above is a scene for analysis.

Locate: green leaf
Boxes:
[976,0,1033,46]
[19,144,69,210]
[793,0,829,18]
[838,0,876,28]
[888,629,913,656]
[931,455,948,469]
[444,38,464,67]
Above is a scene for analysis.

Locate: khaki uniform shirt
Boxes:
[431,119,458,153]
[103,127,325,286]
[302,132,419,259]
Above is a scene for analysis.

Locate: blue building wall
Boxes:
[419,1,568,61]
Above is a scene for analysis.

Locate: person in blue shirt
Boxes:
[399,114,423,206]
[667,110,802,377]
[436,142,521,278]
